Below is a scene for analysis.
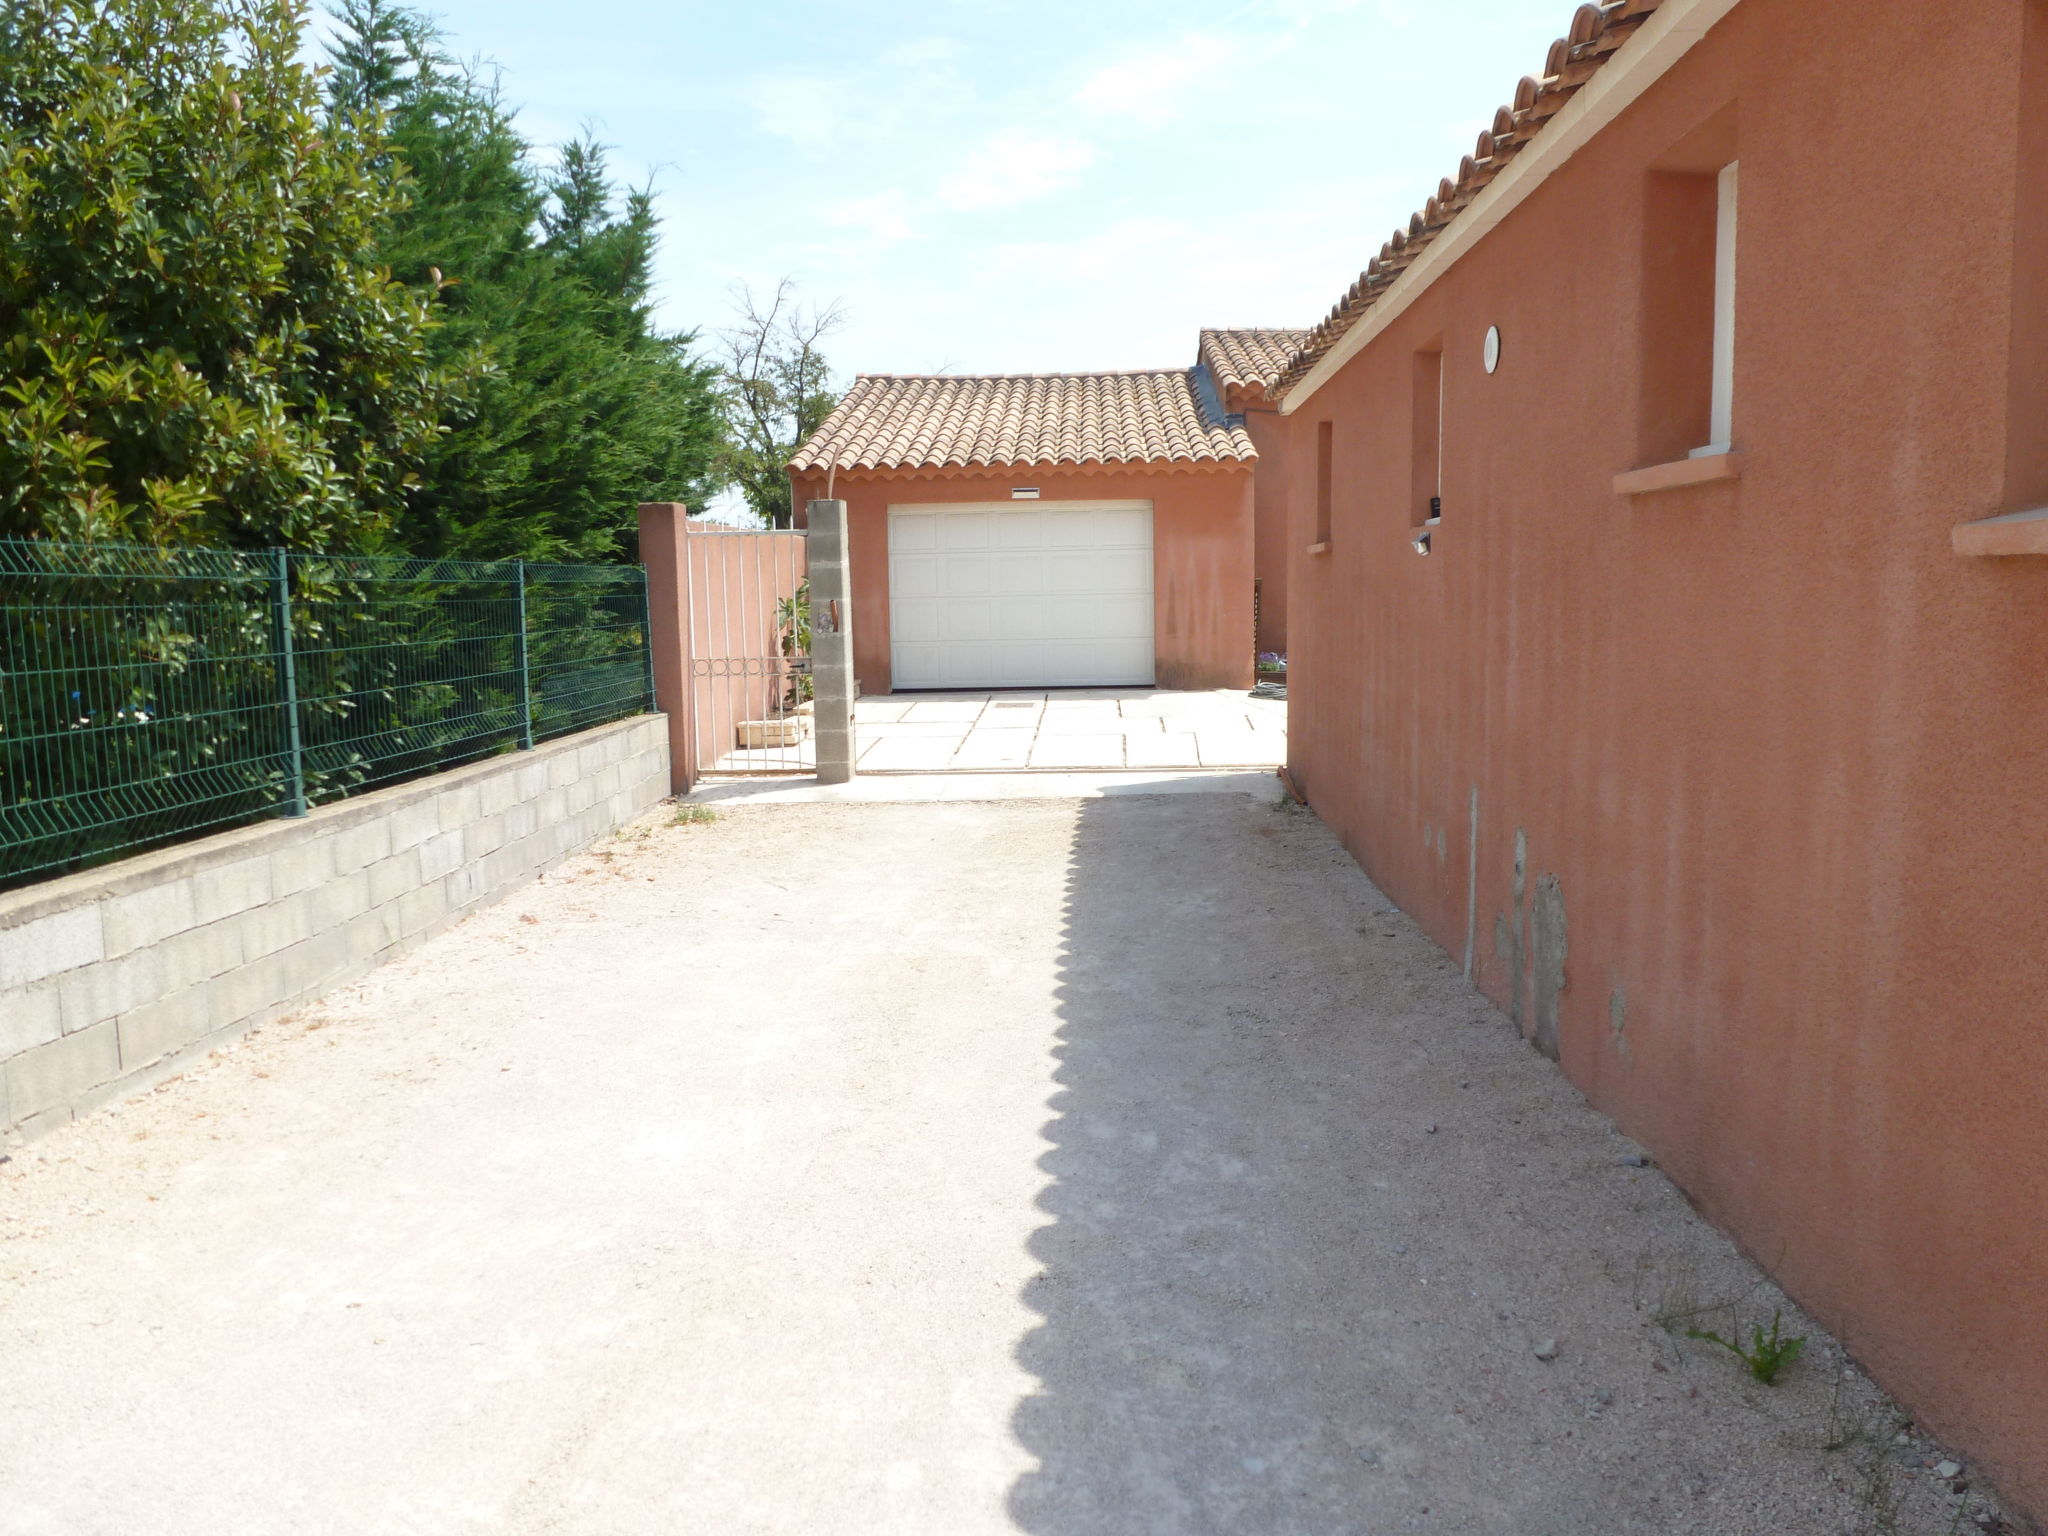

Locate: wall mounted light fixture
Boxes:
[1412,529,1433,557]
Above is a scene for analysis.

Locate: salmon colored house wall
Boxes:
[1243,410,1289,654]
[788,467,1256,694]
[1276,0,2048,1514]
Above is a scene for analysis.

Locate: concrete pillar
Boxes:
[637,502,697,794]
[807,500,856,784]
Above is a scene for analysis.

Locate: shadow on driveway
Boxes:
[1004,795,1907,1536]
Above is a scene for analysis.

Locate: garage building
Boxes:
[786,362,1269,695]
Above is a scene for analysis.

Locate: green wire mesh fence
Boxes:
[0,540,653,890]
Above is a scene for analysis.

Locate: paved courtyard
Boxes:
[710,688,1286,774]
[0,785,2000,1535]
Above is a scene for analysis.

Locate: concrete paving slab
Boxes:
[829,691,1289,778]
[854,699,916,723]
[1036,709,1123,729]
[1195,733,1282,768]
[952,736,1035,770]
[1027,734,1127,769]
[903,701,988,723]
[859,721,976,739]
[1034,717,1160,737]
[859,737,963,771]
[1124,731,1203,768]
[691,771,1287,805]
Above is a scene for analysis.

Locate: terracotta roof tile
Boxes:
[1273,0,1667,402]
[788,370,1257,475]
[1199,329,1311,408]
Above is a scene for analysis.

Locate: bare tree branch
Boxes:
[716,280,845,527]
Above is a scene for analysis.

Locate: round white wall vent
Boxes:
[1483,326,1502,375]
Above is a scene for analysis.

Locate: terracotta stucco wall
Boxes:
[788,467,1255,693]
[1243,410,1289,655]
[1277,0,2048,1514]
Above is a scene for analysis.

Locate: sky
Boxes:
[346,0,1574,381]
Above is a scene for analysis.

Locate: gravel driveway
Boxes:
[0,790,2009,1534]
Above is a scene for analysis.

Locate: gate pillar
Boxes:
[807,499,857,784]
[636,501,697,794]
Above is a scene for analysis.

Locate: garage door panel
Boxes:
[942,597,996,641]
[1094,507,1151,546]
[1104,551,1153,587]
[893,598,942,643]
[1098,595,1153,639]
[1046,550,1148,593]
[1042,510,1097,546]
[893,555,940,598]
[890,503,1154,689]
[942,642,997,685]
[893,644,945,688]
[1098,640,1155,678]
[995,512,1043,549]
[993,649,1046,685]
[941,555,993,594]
[995,598,1048,640]
[994,556,1045,596]
[892,516,937,552]
[940,514,993,551]
[1042,595,1096,634]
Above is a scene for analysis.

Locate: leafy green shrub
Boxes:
[0,0,457,549]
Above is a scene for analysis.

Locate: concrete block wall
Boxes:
[0,715,669,1142]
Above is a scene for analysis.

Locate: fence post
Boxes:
[807,499,856,785]
[637,566,657,716]
[270,549,308,818]
[514,560,535,750]
[637,502,698,795]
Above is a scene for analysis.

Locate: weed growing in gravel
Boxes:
[674,805,718,826]
[1855,1450,1905,1536]
[1649,1264,1716,1333]
[1823,1373,1906,1454]
[1688,1309,1807,1384]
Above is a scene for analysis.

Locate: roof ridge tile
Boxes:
[1272,0,1664,401]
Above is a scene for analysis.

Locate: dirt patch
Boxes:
[0,795,2017,1534]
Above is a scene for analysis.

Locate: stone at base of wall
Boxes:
[0,715,671,1143]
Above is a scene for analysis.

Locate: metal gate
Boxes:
[686,525,812,774]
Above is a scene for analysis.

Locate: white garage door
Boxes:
[888,502,1155,689]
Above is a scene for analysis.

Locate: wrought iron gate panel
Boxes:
[686,526,811,774]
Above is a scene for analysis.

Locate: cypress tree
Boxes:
[327,1,722,561]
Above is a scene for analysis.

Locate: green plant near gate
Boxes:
[777,579,813,708]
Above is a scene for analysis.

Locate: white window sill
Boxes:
[1953,506,2048,557]
[1614,451,1743,496]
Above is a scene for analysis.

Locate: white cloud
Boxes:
[1260,0,1415,22]
[1072,34,1233,125]
[743,73,845,153]
[983,217,1192,290]
[883,36,966,68]
[824,189,916,248]
[937,132,1098,212]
